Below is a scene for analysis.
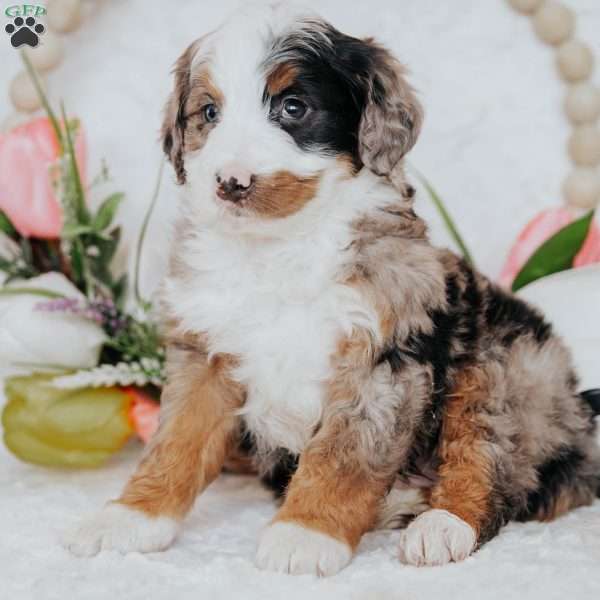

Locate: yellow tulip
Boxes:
[2,374,134,468]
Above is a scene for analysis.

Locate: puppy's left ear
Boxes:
[358,42,423,177]
[161,41,198,185]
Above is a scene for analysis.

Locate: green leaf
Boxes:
[92,193,123,232]
[62,223,94,238]
[20,51,63,152]
[19,238,34,265]
[112,273,128,308]
[0,210,17,237]
[60,103,89,224]
[0,287,65,299]
[512,210,595,292]
[95,226,120,266]
[412,170,475,267]
[69,241,85,289]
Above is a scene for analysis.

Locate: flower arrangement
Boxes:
[0,55,161,467]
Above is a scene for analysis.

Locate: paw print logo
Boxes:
[5,16,45,48]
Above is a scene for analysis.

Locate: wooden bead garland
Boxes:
[565,84,600,124]
[556,40,594,82]
[22,31,64,72]
[568,125,600,167]
[9,71,45,113]
[509,0,600,209]
[508,0,545,14]
[563,168,600,209]
[47,0,82,34]
[533,2,575,45]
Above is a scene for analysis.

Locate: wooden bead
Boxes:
[565,84,600,124]
[22,31,64,72]
[9,71,45,113]
[47,0,82,34]
[563,168,600,209]
[568,125,600,167]
[557,40,594,82]
[507,0,545,14]
[533,2,574,45]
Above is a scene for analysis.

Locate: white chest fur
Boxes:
[164,222,376,454]
[163,172,392,454]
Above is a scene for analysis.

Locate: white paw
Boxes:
[256,521,352,576]
[63,503,179,557]
[398,509,476,566]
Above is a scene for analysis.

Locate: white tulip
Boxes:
[0,272,106,373]
[518,265,600,390]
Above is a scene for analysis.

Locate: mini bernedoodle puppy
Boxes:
[65,4,600,575]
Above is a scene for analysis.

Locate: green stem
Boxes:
[60,102,89,224]
[0,287,66,299]
[134,158,165,306]
[412,169,475,267]
[20,51,63,152]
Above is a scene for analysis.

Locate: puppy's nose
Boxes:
[216,163,255,203]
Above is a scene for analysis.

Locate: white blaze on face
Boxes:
[184,4,334,225]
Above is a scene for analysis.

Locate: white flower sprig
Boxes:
[51,358,165,390]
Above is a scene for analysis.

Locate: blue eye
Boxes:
[282,98,307,120]
[203,104,219,123]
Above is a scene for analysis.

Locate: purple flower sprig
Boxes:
[35,295,128,335]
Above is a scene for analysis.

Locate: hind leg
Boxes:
[398,363,600,567]
[518,441,600,523]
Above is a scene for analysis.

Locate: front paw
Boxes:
[256,521,352,576]
[398,509,476,566]
[63,502,179,557]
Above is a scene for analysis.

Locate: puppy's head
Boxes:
[161,5,422,221]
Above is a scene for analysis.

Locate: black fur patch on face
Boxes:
[264,24,379,169]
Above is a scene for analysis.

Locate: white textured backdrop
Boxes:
[1,2,600,599]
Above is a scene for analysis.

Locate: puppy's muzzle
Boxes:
[216,164,256,203]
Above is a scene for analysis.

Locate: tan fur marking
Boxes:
[184,68,224,153]
[265,62,298,96]
[251,171,320,218]
[118,350,244,519]
[429,369,495,537]
[273,442,389,548]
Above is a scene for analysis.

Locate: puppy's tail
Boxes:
[581,389,600,416]
[581,389,600,498]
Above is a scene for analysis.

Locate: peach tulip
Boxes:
[0,117,86,238]
[125,387,160,443]
[499,207,600,288]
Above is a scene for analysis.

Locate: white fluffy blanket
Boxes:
[2,438,599,600]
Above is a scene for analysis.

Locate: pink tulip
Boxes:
[499,207,600,288]
[125,387,160,444]
[0,117,86,239]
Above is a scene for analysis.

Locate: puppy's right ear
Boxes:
[161,42,198,185]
